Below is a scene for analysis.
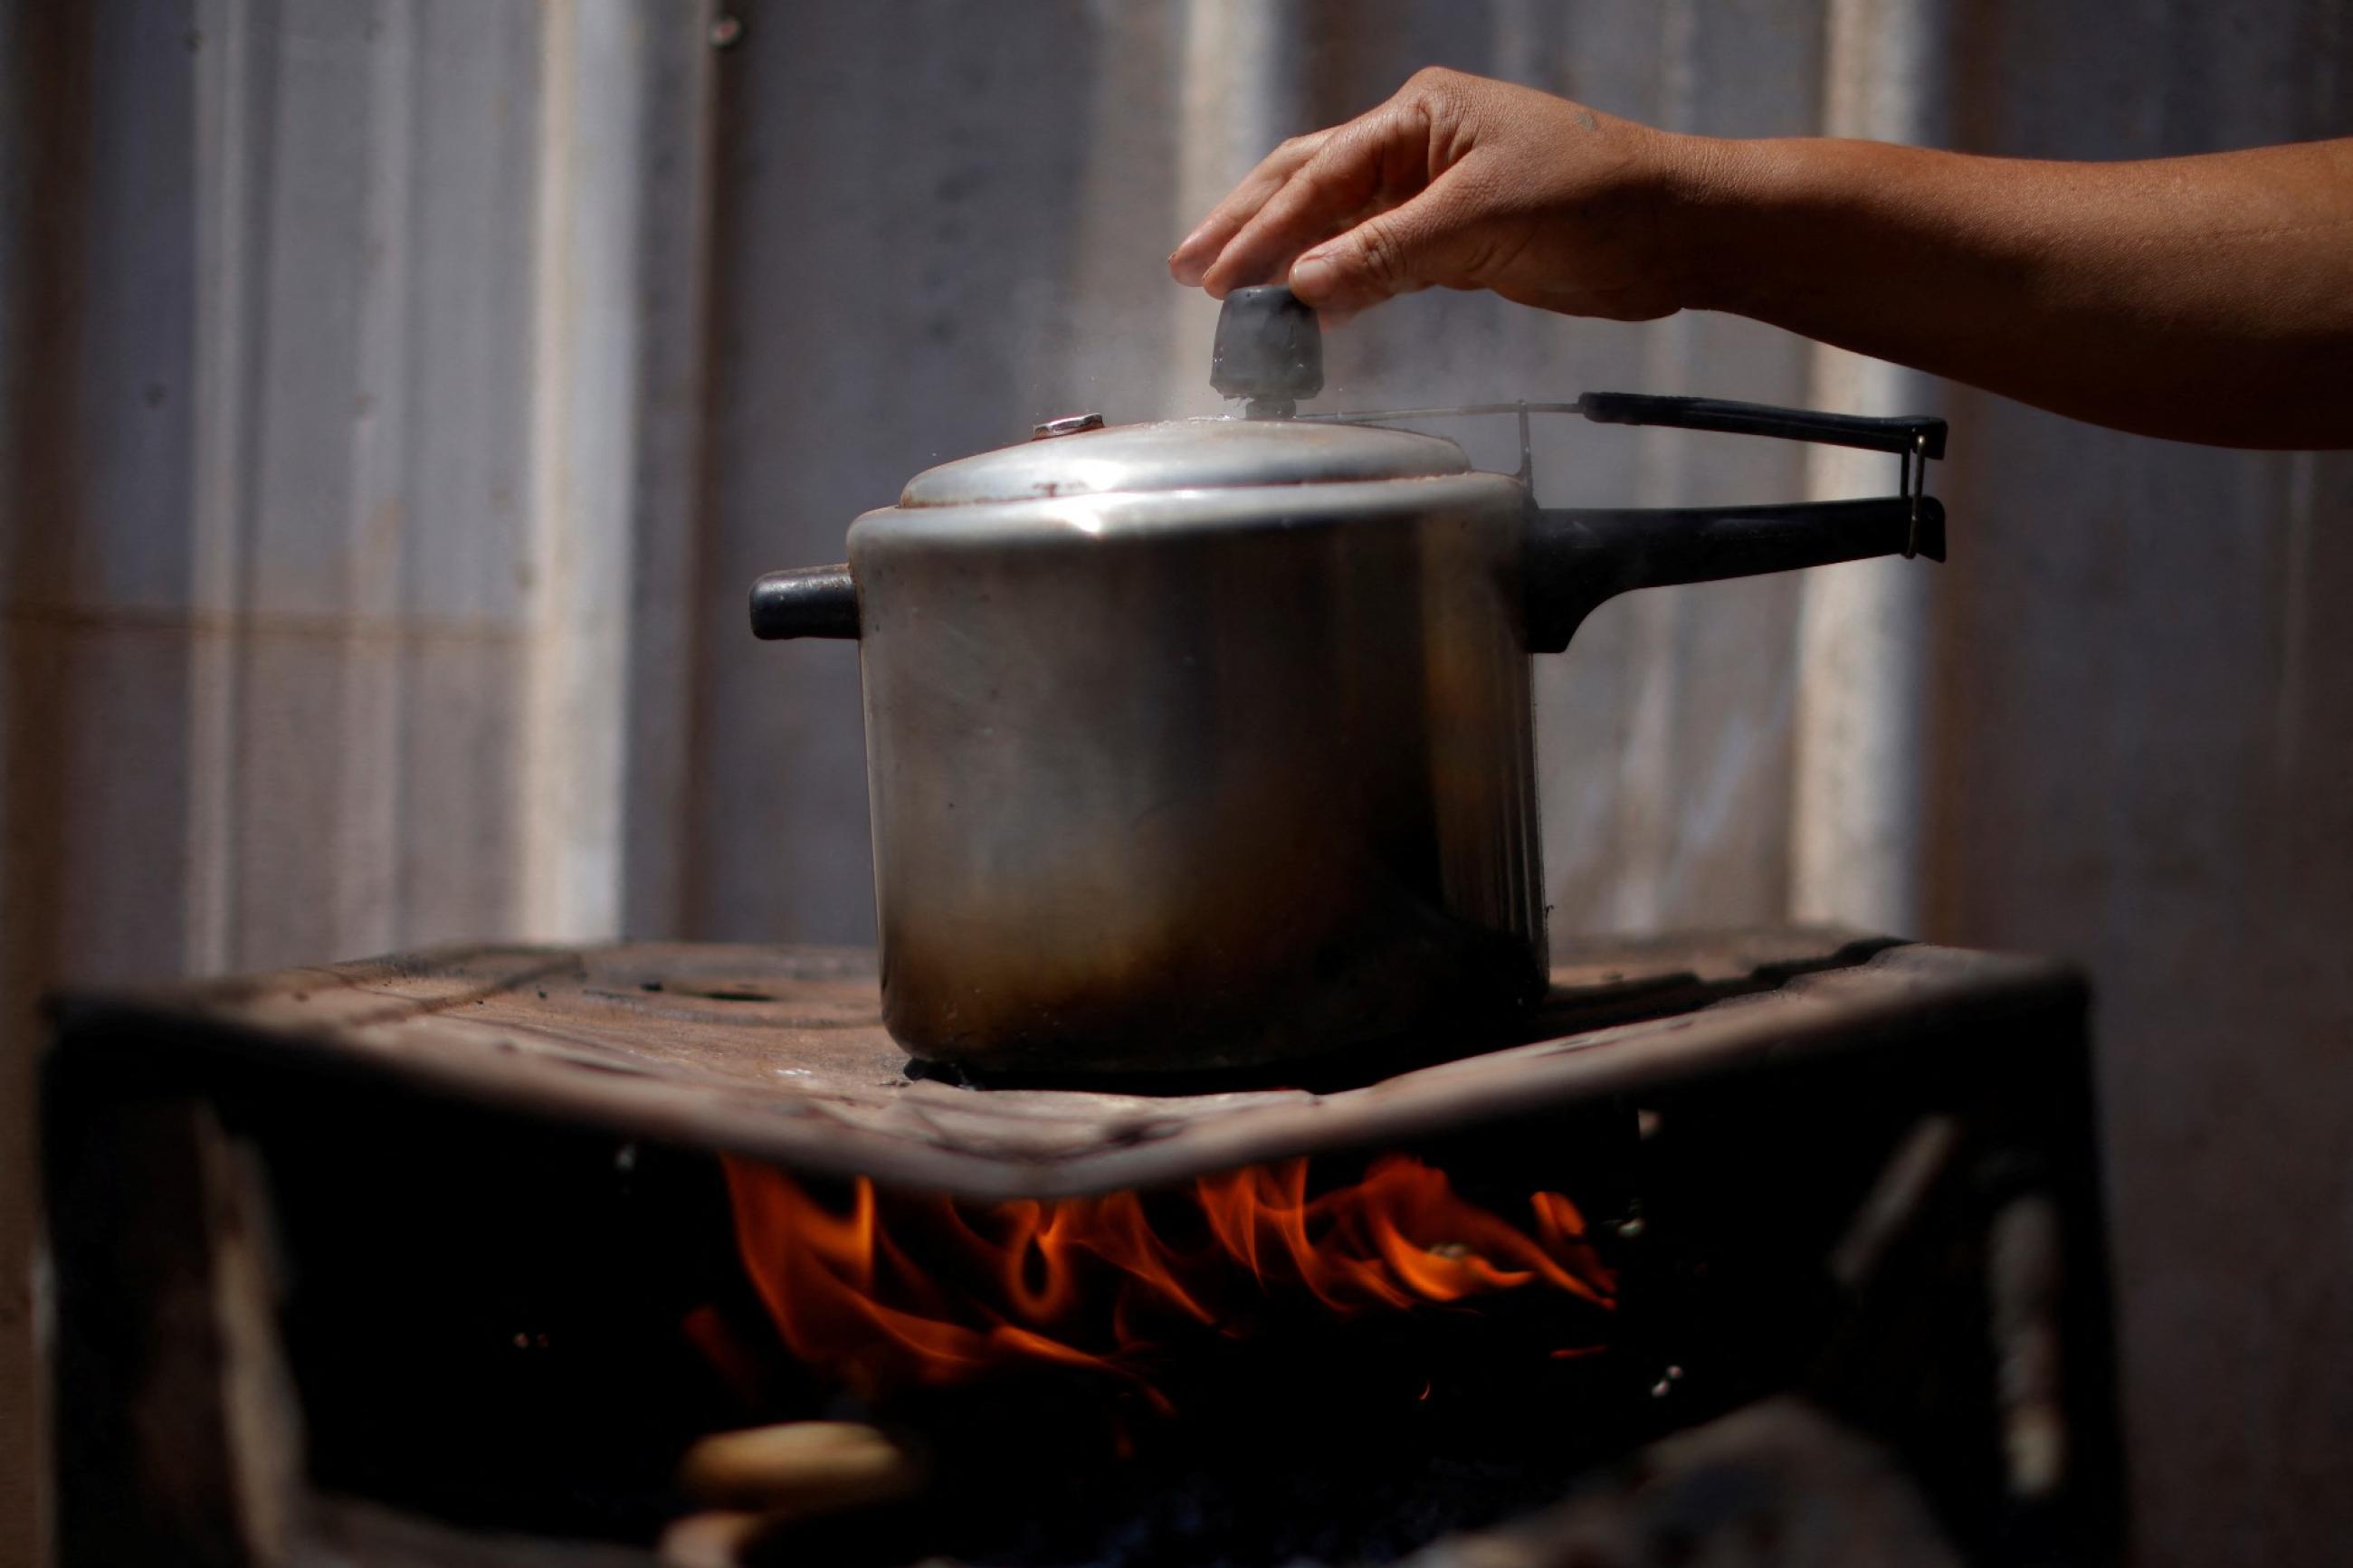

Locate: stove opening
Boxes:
[233,1077,1680,1565]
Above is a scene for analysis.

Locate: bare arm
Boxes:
[1169,68,2353,449]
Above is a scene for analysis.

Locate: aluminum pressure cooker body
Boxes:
[843,419,1548,1073]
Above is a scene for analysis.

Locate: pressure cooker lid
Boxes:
[896,417,1472,508]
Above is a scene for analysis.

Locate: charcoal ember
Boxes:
[717,1317,1642,1568]
[1399,1399,1964,1568]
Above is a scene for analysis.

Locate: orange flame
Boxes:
[719,1154,1615,1410]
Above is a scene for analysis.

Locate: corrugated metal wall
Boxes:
[3,4,2348,1564]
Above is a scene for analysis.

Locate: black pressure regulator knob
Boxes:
[1209,284,1323,419]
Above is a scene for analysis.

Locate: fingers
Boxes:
[1199,111,1423,296]
[1186,90,1440,297]
[1168,131,1331,286]
[1284,168,1475,314]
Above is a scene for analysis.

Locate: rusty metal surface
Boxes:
[52,930,2080,1202]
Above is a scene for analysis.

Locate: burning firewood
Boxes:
[655,1509,770,1568]
[662,1422,927,1568]
[675,1419,927,1514]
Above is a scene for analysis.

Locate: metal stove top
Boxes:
[55,928,2077,1200]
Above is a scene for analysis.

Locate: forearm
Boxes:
[1671,136,2353,447]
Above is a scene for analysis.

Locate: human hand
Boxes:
[1168,68,1704,321]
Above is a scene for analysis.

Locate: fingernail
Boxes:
[1169,252,1205,286]
[1290,252,1335,297]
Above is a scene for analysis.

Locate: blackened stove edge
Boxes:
[44,930,2085,1202]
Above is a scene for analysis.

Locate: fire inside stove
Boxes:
[706,1154,1616,1417]
[650,1148,1640,1563]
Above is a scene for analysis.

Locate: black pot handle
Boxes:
[1577,392,1947,460]
[1524,496,1945,653]
[1521,391,1949,651]
[749,565,860,640]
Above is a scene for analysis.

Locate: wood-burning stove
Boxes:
[42,928,2120,1567]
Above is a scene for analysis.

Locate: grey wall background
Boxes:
[3,3,2348,1565]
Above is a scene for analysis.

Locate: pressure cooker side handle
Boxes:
[1577,391,1948,460]
[1522,496,1945,653]
[749,565,860,640]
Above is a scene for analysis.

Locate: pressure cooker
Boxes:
[750,287,1946,1075]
